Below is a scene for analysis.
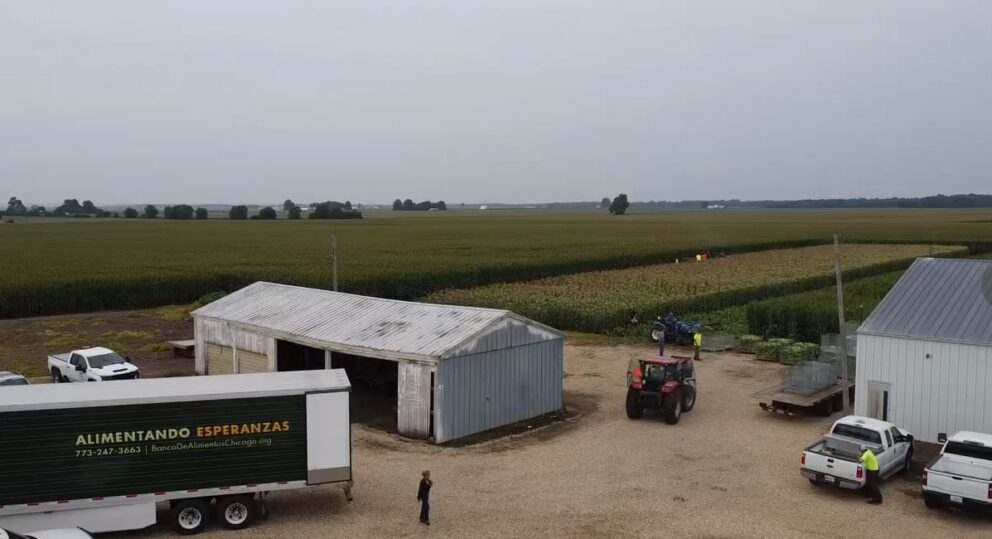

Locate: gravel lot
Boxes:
[117,342,992,538]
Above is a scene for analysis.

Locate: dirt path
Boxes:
[113,342,992,538]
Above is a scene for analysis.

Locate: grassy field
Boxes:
[426,244,964,333]
[1,208,990,318]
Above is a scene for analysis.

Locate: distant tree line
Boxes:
[392,199,447,211]
[545,193,992,210]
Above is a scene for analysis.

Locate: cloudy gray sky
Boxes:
[2,1,990,205]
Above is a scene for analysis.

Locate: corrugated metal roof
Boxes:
[192,282,562,361]
[859,258,992,345]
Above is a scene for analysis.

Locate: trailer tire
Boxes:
[625,389,643,419]
[217,495,256,530]
[662,390,682,425]
[171,499,210,535]
[816,397,834,417]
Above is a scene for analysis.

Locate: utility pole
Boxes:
[833,234,850,414]
[331,233,338,292]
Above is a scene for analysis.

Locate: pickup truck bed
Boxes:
[48,353,71,363]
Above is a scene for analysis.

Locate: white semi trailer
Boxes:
[0,370,352,535]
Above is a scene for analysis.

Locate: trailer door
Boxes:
[305,391,352,485]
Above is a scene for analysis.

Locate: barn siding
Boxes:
[436,339,563,443]
[397,362,433,439]
[195,317,269,375]
[856,334,992,443]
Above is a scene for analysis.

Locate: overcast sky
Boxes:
[2,1,990,205]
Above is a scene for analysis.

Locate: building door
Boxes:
[867,381,890,422]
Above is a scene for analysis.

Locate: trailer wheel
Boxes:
[171,499,210,535]
[662,390,682,425]
[217,494,256,530]
[816,397,834,417]
[625,389,643,419]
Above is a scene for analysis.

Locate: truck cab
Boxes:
[48,348,139,383]
[923,431,992,510]
[801,415,913,489]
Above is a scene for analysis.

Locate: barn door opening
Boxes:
[867,381,890,422]
[277,340,325,371]
[429,372,436,440]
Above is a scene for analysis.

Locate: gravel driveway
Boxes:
[117,342,992,538]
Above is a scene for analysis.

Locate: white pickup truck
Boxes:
[801,415,914,489]
[47,347,140,383]
[922,431,992,510]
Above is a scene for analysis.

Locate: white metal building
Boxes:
[192,282,564,443]
[855,258,992,443]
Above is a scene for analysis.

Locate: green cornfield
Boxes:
[427,244,965,333]
[1,208,990,319]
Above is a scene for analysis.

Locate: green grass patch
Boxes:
[155,306,191,322]
[42,331,88,350]
[137,342,172,353]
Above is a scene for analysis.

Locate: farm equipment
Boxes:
[625,356,697,424]
[649,313,702,345]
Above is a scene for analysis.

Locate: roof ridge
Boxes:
[251,281,513,315]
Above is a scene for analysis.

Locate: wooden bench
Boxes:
[168,340,195,358]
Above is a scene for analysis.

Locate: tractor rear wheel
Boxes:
[625,389,643,419]
[662,390,683,425]
[681,386,697,412]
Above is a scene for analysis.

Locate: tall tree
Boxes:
[283,199,296,211]
[402,199,416,210]
[228,205,249,220]
[258,206,277,220]
[123,207,138,218]
[608,194,630,215]
[392,199,403,211]
[195,207,209,220]
[288,206,302,219]
[142,205,159,219]
[600,197,611,209]
[6,197,27,215]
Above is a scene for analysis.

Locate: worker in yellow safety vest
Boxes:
[695,254,702,262]
[860,444,882,504]
[693,331,702,361]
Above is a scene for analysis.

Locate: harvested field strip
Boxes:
[426,244,966,334]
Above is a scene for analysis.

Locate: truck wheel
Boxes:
[51,368,63,383]
[217,495,256,530]
[171,499,210,535]
[816,397,834,417]
[681,386,697,412]
[625,389,643,419]
[662,390,683,425]
[924,492,944,509]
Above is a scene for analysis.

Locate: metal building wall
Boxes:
[194,317,272,374]
[855,334,992,443]
[435,339,563,443]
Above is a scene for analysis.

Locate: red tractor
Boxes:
[625,356,697,424]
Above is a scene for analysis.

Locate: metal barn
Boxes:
[192,282,564,443]
[855,258,992,443]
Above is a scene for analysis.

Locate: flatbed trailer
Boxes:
[754,380,853,416]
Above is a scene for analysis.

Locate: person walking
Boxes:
[417,470,433,525]
[860,445,882,504]
[693,330,702,361]
[658,325,666,356]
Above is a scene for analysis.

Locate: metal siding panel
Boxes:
[237,350,269,374]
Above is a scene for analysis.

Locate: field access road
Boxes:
[119,343,992,538]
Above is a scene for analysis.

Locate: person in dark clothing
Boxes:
[417,470,433,525]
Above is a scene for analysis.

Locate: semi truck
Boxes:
[0,370,352,535]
